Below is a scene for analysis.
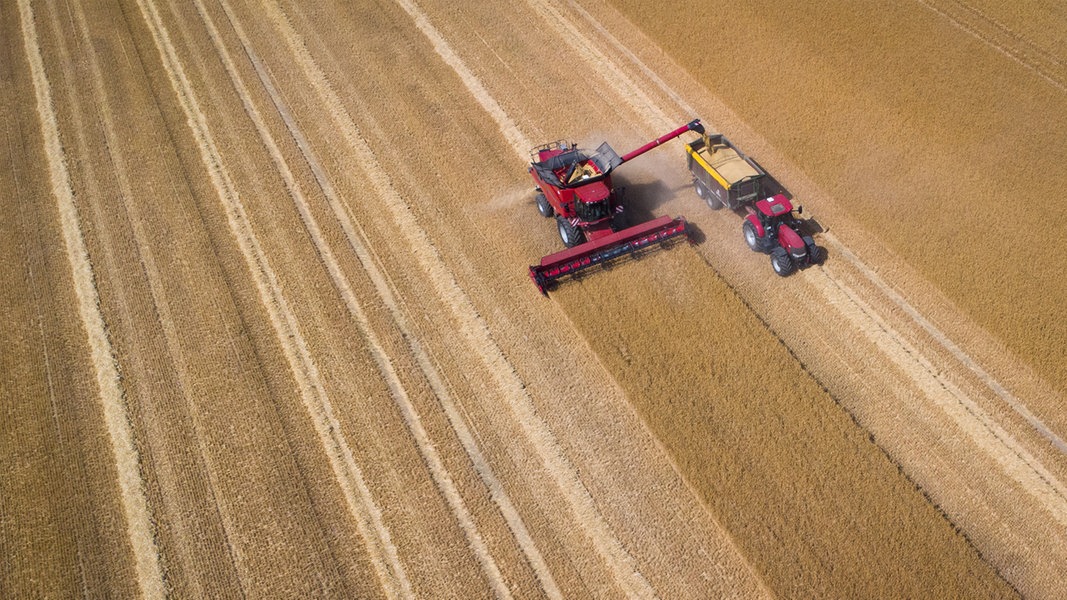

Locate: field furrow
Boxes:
[15,1,166,596]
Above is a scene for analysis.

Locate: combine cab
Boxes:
[528,120,704,294]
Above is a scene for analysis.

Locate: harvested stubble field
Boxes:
[1,0,1063,597]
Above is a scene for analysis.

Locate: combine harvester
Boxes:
[528,120,704,294]
[686,133,822,276]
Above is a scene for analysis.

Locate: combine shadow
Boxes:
[613,177,673,225]
[685,222,707,245]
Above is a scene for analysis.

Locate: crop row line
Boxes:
[130,0,414,595]
[16,0,166,596]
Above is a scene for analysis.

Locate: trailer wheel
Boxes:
[536,193,554,218]
[557,216,584,248]
[743,221,764,252]
[771,247,795,276]
[695,180,723,210]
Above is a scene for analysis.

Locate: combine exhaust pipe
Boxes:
[529,215,688,295]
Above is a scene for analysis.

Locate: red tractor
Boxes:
[685,134,822,276]
[528,120,705,294]
[741,194,822,276]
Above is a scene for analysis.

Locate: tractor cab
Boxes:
[755,194,793,219]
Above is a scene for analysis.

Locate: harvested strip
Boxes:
[130,0,412,596]
[527,0,675,133]
[191,0,516,594]
[391,0,532,158]
[65,0,247,590]
[244,1,561,595]
[263,1,654,595]
[567,0,697,117]
[16,0,165,597]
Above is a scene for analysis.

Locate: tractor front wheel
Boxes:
[557,217,584,248]
[536,193,554,218]
[803,235,824,265]
[771,247,795,276]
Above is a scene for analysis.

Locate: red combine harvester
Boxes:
[528,120,705,294]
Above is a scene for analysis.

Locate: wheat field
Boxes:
[2,0,1063,597]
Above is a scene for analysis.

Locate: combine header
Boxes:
[528,120,704,294]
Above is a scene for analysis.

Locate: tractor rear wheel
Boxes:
[771,247,795,276]
[536,193,554,217]
[743,221,764,252]
[557,216,584,247]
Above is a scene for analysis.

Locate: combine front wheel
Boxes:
[557,217,584,247]
[536,193,554,217]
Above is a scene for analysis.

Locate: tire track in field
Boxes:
[131,0,412,596]
[16,0,166,597]
[949,0,1067,68]
[913,0,1067,93]
[526,0,678,134]
[822,232,1067,456]
[192,0,523,595]
[65,0,248,590]
[571,0,1067,478]
[815,265,1067,528]
[566,0,697,118]
[265,1,655,596]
